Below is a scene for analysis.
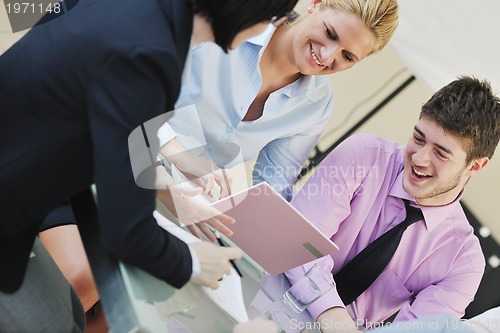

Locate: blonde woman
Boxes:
[157,0,399,239]
[160,0,399,203]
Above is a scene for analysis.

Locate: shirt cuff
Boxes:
[284,257,343,320]
[187,244,201,278]
[306,285,345,320]
[157,122,177,148]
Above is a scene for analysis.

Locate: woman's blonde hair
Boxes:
[319,0,399,53]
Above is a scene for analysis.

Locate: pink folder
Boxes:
[212,182,339,276]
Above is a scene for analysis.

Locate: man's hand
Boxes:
[157,185,235,242]
[317,307,363,333]
[233,318,278,333]
[189,242,243,289]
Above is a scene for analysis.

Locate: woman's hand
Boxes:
[160,138,232,199]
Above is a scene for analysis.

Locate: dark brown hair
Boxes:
[191,0,298,52]
[420,76,500,163]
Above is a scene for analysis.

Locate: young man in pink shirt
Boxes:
[254,76,500,333]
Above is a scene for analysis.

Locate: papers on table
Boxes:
[153,210,249,323]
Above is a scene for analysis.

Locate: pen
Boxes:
[215,231,243,278]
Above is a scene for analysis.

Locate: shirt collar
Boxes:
[181,40,193,86]
[389,170,465,232]
[247,23,276,48]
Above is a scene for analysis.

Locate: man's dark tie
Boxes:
[335,199,423,305]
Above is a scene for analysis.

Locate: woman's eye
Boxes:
[326,27,337,41]
[343,51,353,62]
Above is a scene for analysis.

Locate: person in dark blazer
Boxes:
[0,0,298,330]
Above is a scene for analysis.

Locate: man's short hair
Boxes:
[420,76,500,164]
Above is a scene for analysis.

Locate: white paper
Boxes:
[154,211,249,323]
[200,267,249,323]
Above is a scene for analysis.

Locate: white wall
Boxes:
[0,5,27,51]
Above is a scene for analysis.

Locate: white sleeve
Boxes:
[187,244,201,277]
[465,306,500,333]
[157,121,177,147]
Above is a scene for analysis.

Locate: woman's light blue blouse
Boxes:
[159,25,334,201]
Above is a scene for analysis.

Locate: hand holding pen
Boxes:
[215,230,243,278]
[189,242,243,289]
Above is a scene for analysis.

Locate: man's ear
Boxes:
[467,156,489,176]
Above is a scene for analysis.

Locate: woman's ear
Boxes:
[310,0,322,9]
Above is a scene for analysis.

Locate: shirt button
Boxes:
[271,92,278,98]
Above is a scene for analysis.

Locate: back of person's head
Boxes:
[318,0,399,53]
[420,76,500,164]
[191,0,298,52]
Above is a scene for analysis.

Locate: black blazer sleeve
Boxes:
[87,46,192,288]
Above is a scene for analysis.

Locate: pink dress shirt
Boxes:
[283,134,484,328]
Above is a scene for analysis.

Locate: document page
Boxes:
[154,211,249,323]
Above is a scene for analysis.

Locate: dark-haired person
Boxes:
[254,77,500,332]
[0,0,298,331]
[35,1,400,328]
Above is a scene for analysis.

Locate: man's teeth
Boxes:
[413,167,430,177]
[311,46,324,66]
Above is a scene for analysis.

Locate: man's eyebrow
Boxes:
[435,143,453,156]
[414,126,424,137]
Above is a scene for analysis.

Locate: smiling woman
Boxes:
[158,0,400,206]
[284,7,375,75]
